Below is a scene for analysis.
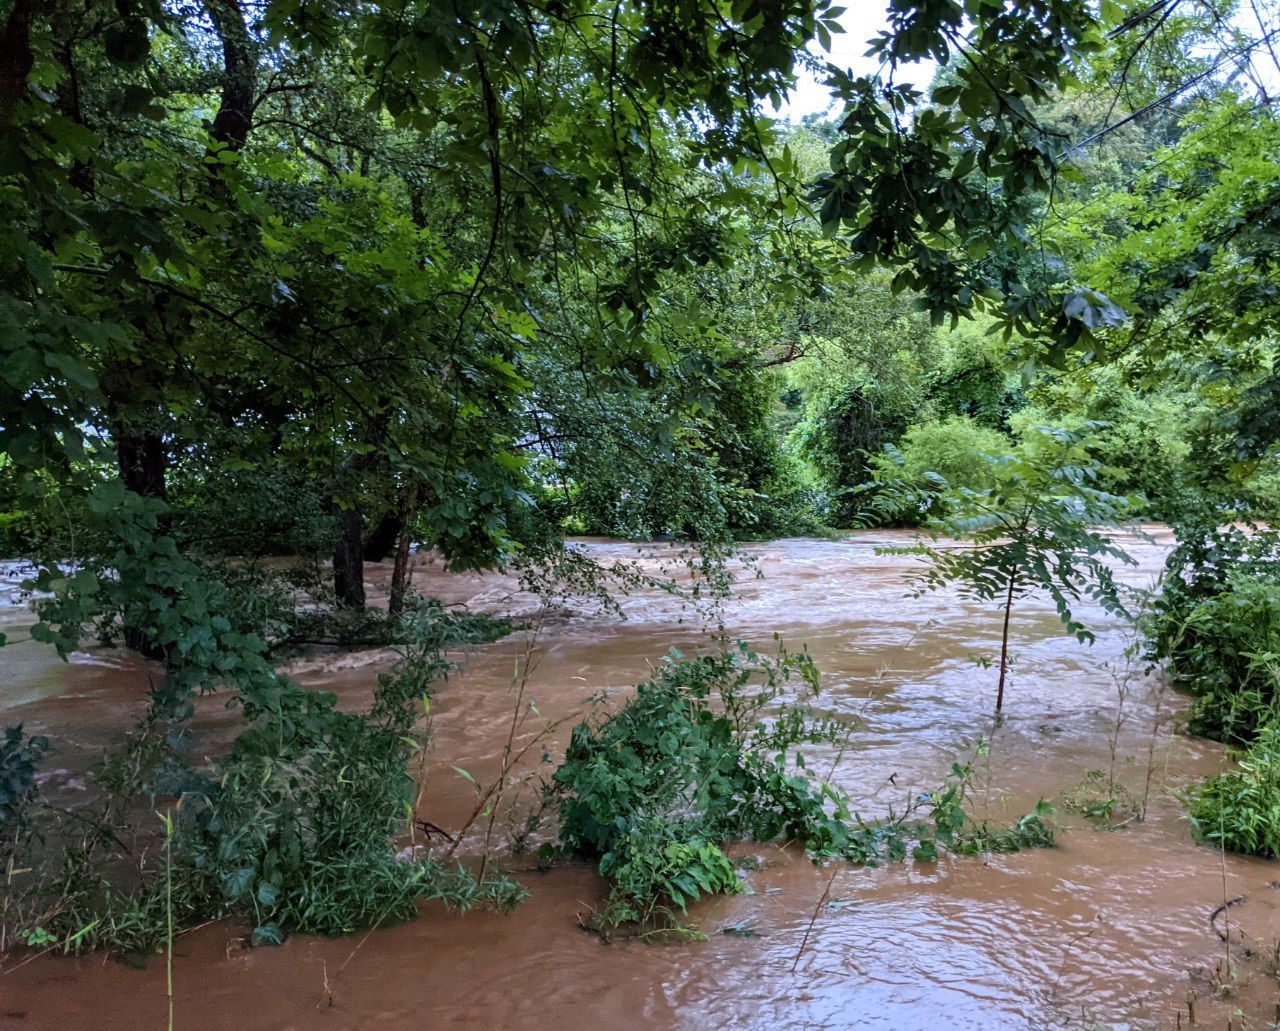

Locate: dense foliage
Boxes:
[1187,724,1280,858]
[1143,524,1280,744]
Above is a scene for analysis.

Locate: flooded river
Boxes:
[2,532,1278,1029]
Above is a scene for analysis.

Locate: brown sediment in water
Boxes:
[1,530,1278,1029]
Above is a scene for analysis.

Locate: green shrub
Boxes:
[1143,524,1280,742]
[792,378,919,526]
[1187,723,1280,857]
[925,325,1022,430]
[742,449,828,537]
[0,510,39,558]
[867,416,1010,523]
[550,643,850,926]
[1010,369,1199,521]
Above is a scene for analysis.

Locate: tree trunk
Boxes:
[0,0,36,127]
[116,426,168,502]
[363,510,403,562]
[388,524,412,616]
[333,505,366,608]
[205,0,255,151]
[995,572,1017,714]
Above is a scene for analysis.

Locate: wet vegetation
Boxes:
[549,643,1055,936]
[3,600,520,955]
[2,0,1280,1023]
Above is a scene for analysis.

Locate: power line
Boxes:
[1042,94,1276,232]
[1068,22,1280,155]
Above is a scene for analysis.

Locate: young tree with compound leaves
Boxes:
[871,424,1142,712]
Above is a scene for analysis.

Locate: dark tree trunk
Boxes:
[116,427,168,502]
[995,572,1017,714]
[363,510,403,562]
[333,505,366,608]
[205,0,255,151]
[0,0,36,127]
[388,525,412,616]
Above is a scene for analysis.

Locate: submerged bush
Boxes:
[550,643,849,925]
[11,604,523,955]
[1187,723,1280,857]
[549,644,1056,930]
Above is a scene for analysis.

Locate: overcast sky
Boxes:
[774,6,938,120]
[773,2,1280,122]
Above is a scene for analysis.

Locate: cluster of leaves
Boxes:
[812,0,1118,343]
[0,0,860,621]
[886,759,1057,862]
[0,455,42,558]
[782,298,1033,530]
[924,327,1023,431]
[793,379,918,526]
[0,725,48,857]
[27,481,511,679]
[1187,722,1280,858]
[1142,522,1280,743]
[549,644,1055,930]
[828,754,1056,870]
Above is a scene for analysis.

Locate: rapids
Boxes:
[1,531,1278,1029]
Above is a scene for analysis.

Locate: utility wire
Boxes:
[1042,94,1277,232]
[1068,22,1280,154]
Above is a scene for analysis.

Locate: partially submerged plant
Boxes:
[864,423,1142,712]
[0,724,48,855]
[1064,769,1140,827]
[1141,521,1280,744]
[3,604,524,956]
[548,645,1056,934]
[1186,723,1280,858]
[549,641,849,928]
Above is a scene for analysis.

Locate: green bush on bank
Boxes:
[1143,524,1280,743]
[864,416,1010,524]
[1144,524,1280,858]
[1187,723,1280,858]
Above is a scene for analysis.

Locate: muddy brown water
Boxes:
[2,531,1278,1029]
